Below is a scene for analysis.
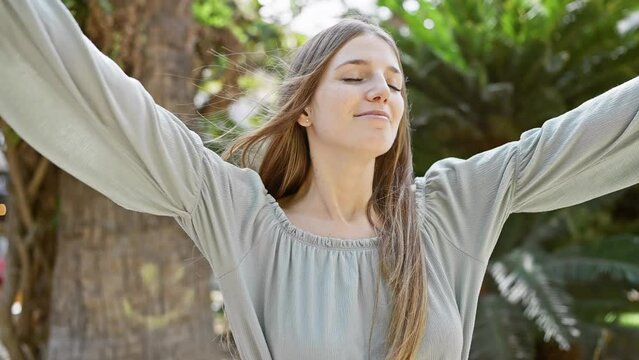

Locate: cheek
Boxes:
[392,96,405,122]
[320,85,358,111]
[313,87,357,127]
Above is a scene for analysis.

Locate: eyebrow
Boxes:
[334,59,401,75]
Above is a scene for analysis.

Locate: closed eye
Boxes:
[342,78,402,92]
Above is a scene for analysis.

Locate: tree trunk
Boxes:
[0,133,59,360]
[45,1,225,358]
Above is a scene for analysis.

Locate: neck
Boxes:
[284,151,376,225]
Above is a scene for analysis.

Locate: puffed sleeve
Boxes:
[0,0,206,217]
[417,75,639,262]
[0,0,269,276]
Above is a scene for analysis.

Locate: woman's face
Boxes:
[300,33,405,159]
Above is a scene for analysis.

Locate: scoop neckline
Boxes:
[264,193,380,250]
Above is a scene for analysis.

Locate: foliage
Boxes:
[379,0,639,169]
[471,294,535,360]
[191,0,303,155]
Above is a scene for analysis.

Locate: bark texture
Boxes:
[45,1,225,358]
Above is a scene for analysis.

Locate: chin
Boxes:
[345,135,396,157]
[370,142,395,157]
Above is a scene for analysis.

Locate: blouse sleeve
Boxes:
[0,0,269,276]
[418,75,639,262]
[0,0,205,218]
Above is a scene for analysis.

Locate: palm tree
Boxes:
[43,1,219,359]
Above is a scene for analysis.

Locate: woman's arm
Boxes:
[512,75,639,213]
[418,75,639,262]
[0,0,270,276]
[0,0,205,218]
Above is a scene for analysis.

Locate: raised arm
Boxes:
[512,76,639,213]
[0,0,204,218]
[418,75,639,262]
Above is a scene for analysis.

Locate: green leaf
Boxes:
[489,249,580,350]
[193,0,234,28]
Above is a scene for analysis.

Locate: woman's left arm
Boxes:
[418,75,639,262]
[512,75,639,213]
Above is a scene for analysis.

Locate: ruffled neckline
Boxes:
[264,193,380,250]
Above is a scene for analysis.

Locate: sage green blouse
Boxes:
[2,1,638,359]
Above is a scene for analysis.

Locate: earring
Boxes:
[302,108,311,125]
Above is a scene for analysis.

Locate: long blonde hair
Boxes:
[221,18,428,360]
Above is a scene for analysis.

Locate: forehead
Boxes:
[328,33,400,73]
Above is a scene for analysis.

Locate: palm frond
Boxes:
[489,249,580,350]
[470,294,535,360]
[547,234,639,284]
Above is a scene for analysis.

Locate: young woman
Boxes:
[1,1,638,359]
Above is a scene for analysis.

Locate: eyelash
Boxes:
[342,78,402,92]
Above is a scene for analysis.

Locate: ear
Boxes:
[296,109,311,127]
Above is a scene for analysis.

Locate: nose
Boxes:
[366,74,390,103]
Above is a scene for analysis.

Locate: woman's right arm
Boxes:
[0,0,206,218]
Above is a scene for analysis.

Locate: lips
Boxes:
[355,110,390,120]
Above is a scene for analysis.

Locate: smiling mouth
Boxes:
[356,114,389,121]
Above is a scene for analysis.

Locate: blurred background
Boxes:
[1,0,638,359]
